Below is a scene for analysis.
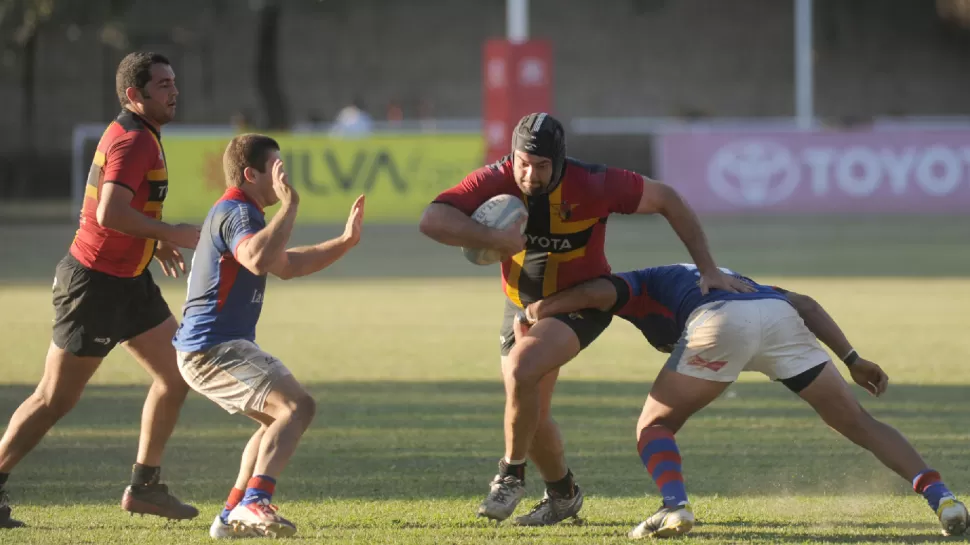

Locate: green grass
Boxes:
[0,217,968,543]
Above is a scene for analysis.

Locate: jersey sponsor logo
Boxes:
[251,290,264,304]
[526,233,574,251]
[552,201,576,221]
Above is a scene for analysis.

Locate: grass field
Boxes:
[0,217,967,544]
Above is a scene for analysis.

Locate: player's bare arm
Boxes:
[97,183,199,249]
[526,278,618,323]
[419,203,525,256]
[268,195,365,280]
[782,288,888,396]
[635,177,753,295]
[235,159,299,276]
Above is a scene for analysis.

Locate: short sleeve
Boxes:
[219,203,266,258]
[103,131,157,193]
[431,163,514,215]
[604,168,645,214]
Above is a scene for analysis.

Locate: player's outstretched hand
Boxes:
[698,269,757,295]
[496,216,527,261]
[154,240,187,278]
[342,194,365,247]
[850,357,889,397]
[272,158,298,206]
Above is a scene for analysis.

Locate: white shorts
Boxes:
[177,339,292,414]
[665,298,830,382]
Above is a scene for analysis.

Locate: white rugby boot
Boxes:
[937,496,969,536]
[629,502,695,539]
[476,474,526,522]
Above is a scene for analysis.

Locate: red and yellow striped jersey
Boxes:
[71,109,169,278]
[433,156,644,307]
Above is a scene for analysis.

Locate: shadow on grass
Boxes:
[0,380,966,507]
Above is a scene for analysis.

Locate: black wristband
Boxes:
[842,349,859,367]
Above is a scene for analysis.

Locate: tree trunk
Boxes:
[255,0,289,130]
[15,25,38,199]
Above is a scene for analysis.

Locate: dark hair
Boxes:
[223,134,281,188]
[116,52,171,107]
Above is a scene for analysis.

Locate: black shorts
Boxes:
[499,298,613,356]
[51,253,172,358]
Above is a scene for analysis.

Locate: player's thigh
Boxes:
[504,308,612,384]
[34,342,103,412]
[120,270,178,377]
[663,301,759,383]
[50,254,126,359]
[752,299,831,385]
[794,361,866,429]
[124,316,182,386]
[177,340,293,415]
[639,367,730,433]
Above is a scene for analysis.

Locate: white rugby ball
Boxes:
[462,194,528,265]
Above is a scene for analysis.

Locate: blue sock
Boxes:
[914,469,953,512]
[240,475,277,506]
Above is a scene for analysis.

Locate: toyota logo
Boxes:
[708,140,800,206]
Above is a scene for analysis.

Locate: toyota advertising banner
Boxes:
[658,129,970,213]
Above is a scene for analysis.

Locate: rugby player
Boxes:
[172,134,365,539]
[419,112,753,524]
[515,263,969,538]
[0,52,201,527]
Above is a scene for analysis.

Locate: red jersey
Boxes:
[433,156,644,307]
[71,110,169,278]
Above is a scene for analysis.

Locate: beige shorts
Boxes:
[177,339,292,414]
[666,298,830,382]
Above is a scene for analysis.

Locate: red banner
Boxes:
[483,39,554,163]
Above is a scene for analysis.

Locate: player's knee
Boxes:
[504,345,551,387]
[286,393,316,428]
[637,415,684,436]
[151,373,191,400]
[820,397,870,436]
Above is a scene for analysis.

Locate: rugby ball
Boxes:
[462,194,528,265]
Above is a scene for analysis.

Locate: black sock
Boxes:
[498,459,526,482]
[131,464,161,486]
[0,472,8,488]
[545,469,576,498]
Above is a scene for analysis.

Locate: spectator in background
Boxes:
[386,99,404,128]
[331,97,373,137]
[231,110,253,133]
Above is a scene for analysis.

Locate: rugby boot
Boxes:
[122,482,199,520]
[227,499,297,538]
[0,489,25,529]
[938,496,969,536]
[477,474,526,522]
[513,484,584,526]
[629,502,695,539]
